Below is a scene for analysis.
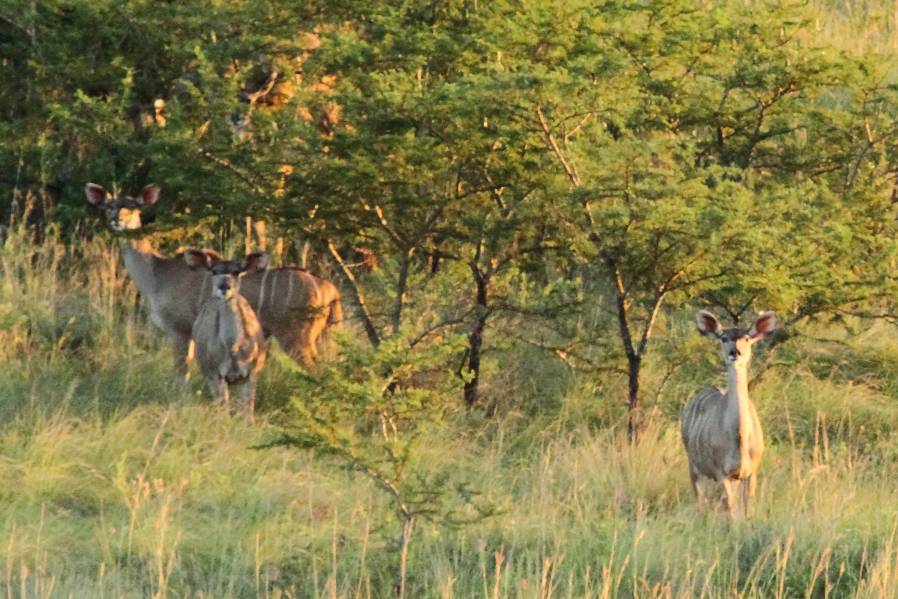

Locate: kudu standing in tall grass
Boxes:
[85,183,342,380]
[681,310,778,517]
[186,249,267,417]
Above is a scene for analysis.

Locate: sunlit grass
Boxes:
[5,226,898,595]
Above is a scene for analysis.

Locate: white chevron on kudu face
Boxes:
[85,183,343,380]
[681,310,778,518]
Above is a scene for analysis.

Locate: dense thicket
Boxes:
[4,0,898,429]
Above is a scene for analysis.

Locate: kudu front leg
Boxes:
[170,333,194,388]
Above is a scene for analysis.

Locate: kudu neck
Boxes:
[118,234,161,297]
[725,361,753,446]
[120,235,157,256]
[725,362,751,405]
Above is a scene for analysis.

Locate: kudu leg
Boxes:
[720,478,739,517]
[171,333,193,387]
[276,327,316,370]
[236,378,256,421]
[207,378,229,409]
[306,310,330,353]
[741,474,756,517]
[689,466,704,506]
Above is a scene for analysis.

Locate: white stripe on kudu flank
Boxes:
[195,271,210,315]
[286,268,295,309]
[258,269,270,315]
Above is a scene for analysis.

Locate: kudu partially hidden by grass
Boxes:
[681,310,778,517]
[84,183,342,378]
[186,249,267,417]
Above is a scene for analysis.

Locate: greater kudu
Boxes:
[186,249,267,417]
[680,310,777,517]
[85,183,342,378]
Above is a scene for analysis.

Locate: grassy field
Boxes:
[4,216,898,598]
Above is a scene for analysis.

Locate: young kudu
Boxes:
[680,310,778,517]
[186,249,267,417]
[85,183,342,379]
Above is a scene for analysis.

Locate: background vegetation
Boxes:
[5,0,898,596]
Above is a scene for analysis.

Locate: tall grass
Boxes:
[5,221,898,596]
[810,0,898,53]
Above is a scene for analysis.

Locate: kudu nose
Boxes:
[728,349,740,359]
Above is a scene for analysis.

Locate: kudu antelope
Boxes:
[681,310,778,517]
[84,183,342,379]
[186,249,267,417]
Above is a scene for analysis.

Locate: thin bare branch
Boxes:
[326,240,381,347]
[361,202,406,248]
[407,310,474,349]
[197,149,268,197]
[536,103,582,187]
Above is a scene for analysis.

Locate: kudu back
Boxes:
[681,310,777,517]
[85,183,343,377]
[187,249,267,417]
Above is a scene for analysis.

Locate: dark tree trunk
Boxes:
[626,353,642,443]
[463,269,489,407]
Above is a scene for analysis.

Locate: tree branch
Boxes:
[326,240,381,347]
[536,102,582,187]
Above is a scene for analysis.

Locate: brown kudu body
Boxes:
[85,183,342,379]
[681,310,777,518]
[187,249,268,418]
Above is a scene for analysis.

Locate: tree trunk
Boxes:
[626,353,642,443]
[391,250,412,334]
[463,270,489,407]
[396,515,415,598]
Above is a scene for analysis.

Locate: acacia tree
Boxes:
[283,1,570,407]
[7,0,898,427]
[472,0,898,439]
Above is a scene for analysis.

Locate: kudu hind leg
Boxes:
[171,333,194,387]
[689,464,704,506]
[235,378,256,421]
[741,474,756,517]
[720,478,740,518]
[207,377,230,409]
[275,324,317,370]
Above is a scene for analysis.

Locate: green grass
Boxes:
[5,219,898,597]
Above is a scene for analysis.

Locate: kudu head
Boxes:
[184,249,269,300]
[85,183,159,232]
[696,310,778,368]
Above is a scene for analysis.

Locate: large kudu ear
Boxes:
[184,248,215,270]
[749,311,778,342]
[85,183,108,206]
[243,251,269,273]
[696,310,723,339]
[138,184,160,206]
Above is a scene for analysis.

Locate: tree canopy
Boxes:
[4,0,898,431]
